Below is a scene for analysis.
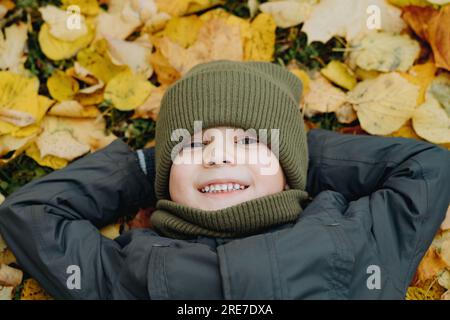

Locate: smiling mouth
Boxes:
[198,183,250,194]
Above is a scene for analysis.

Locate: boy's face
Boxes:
[169,126,287,211]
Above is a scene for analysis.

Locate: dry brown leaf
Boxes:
[414,246,448,286]
[402,5,450,71]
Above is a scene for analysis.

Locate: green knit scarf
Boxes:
[150,189,309,240]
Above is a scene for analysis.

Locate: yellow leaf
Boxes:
[76,39,127,84]
[75,89,104,106]
[321,60,357,90]
[387,120,422,140]
[47,70,80,102]
[156,18,243,77]
[289,68,311,95]
[412,96,450,144]
[0,134,36,158]
[133,85,168,121]
[48,100,99,118]
[38,21,94,61]
[20,279,53,300]
[156,0,223,17]
[100,223,121,240]
[39,5,89,42]
[349,31,420,72]
[25,142,68,170]
[104,69,154,111]
[244,13,276,62]
[149,44,181,85]
[388,0,431,7]
[347,72,419,135]
[354,67,380,81]
[162,15,204,48]
[400,62,437,105]
[0,72,39,135]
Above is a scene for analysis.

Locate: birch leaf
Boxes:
[0,23,27,72]
[259,0,315,28]
[302,0,405,43]
[321,60,357,90]
[347,72,419,135]
[412,96,450,144]
[104,69,154,111]
[349,32,420,72]
[47,70,79,102]
[302,73,346,116]
[39,5,88,41]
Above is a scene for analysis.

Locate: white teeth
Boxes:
[201,183,248,193]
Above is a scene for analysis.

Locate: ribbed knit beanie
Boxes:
[151,59,309,239]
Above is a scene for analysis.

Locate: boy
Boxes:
[0,60,449,299]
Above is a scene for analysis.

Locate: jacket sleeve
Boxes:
[306,128,450,291]
[0,139,156,299]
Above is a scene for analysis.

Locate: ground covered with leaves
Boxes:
[0,0,449,300]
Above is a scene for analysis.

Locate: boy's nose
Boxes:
[203,142,235,168]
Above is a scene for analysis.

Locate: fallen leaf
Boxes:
[133,85,168,120]
[302,73,347,116]
[414,246,448,285]
[0,72,40,135]
[289,67,311,96]
[39,5,89,42]
[161,15,204,48]
[302,0,406,43]
[47,70,80,102]
[106,38,154,79]
[400,61,437,105]
[321,60,357,90]
[76,39,127,84]
[38,20,94,61]
[402,5,450,71]
[20,278,53,300]
[427,72,450,118]
[412,96,450,144]
[243,13,276,62]
[349,31,420,72]
[335,102,358,124]
[0,23,27,72]
[441,205,450,231]
[48,100,99,118]
[100,223,121,240]
[155,0,224,17]
[37,129,91,161]
[0,264,23,287]
[155,18,243,77]
[259,0,316,28]
[347,72,419,135]
[104,69,154,111]
[25,142,68,170]
[0,286,14,300]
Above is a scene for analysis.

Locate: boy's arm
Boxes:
[0,139,156,299]
[306,128,450,290]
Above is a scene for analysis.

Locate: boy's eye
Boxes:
[236,137,259,145]
[183,141,208,149]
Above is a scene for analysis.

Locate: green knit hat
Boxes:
[155,59,308,201]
